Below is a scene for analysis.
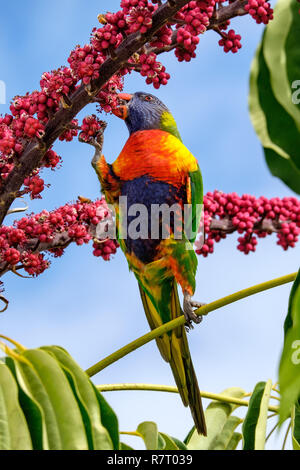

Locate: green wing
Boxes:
[185,165,203,244]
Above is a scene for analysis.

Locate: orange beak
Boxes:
[112,93,133,120]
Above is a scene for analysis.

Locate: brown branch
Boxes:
[207,0,248,29]
[210,217,281,234]
[0,0,192,225]
[0,1,250,225]
[0,215,284,278]
[151,0,248,55]
[0,231,72,277]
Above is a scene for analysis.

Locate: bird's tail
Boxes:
[138,281,207,435]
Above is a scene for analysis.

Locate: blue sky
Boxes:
[0,0,299,449]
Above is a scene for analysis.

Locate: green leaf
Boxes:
[5,357,45,450]
[279,269,300,422]
[41,346,114,450]
[120,442,135,450]
[159,432,179,450]
[0,363,32,450]
[186,387,245,450]
[292,401,300,450]
[169,435,188,450]
[249,0,300,194]
[211,416,242,450]
[93,386,120,451]
[263,0,300,130]
[242,380,273,450]
[21,349,89,450]
[226,432,242,450]
[13,359,60,449]
[136,421,162,450]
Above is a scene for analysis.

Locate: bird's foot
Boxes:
[183,291,206,331]
[78,121,107,170]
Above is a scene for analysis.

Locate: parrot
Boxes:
[89,91,207,435]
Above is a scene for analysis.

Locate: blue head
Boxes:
[113,91,181,140]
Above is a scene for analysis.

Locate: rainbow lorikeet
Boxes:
[88,92,206,435]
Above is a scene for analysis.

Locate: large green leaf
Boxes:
[263,0,300,129]
[0,363,32,450]
[5,357,46,450]
[279,269,300,422]
[249,0,300,193]
[92,386,120,450]
[22,349,89,450]
[136,421,165,450]
[41,346,115,450]
[185,387,245,450]
[226,432,242,450]
[242,380,272,450]
[292,401,300,450]
[1,342,121,450]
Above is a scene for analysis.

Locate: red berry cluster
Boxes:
[96,75,124,112]
[93,239,120,261]
[120,0,154,15]
[195,191,300,257]
[244,0,274,25]
[42,149,61,169]
[126,5,154,33]
[139,53,170,89]
[79,115,105,142]
[0,66,80,192]
[218,29,242,53]
[68,44,105,85]
[23,173,46,199]
[150,25,173,49]
[40,68,77,102]
[0,198,119,278]
[92,25,123,52]
[175,28,200,62]
[59,119,79,143]
[174,0,215,62]
[105,11,127,31]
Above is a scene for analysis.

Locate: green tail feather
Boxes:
[138,281,207,436]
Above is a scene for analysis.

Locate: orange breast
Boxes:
[112,130,198,188]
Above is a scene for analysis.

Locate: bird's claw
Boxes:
[183,291,206,331]
[79,121,107,170]
[79,121,107,148]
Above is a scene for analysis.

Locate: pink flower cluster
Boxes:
[0,1,277,217]
[0,198,119,277]
[79,115,105,142]
[0,192,298,286]
[0,69,77,196]
[68,44,106,85]
[195,191,300,256]
[218,29,242,53]
[245,0,274,25]
[139,53,170,89]
[175,0,215,62]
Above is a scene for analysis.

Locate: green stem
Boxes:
[86,272,296,377]
[120,431,143,438]
[96,383,279,413]
[282,420,292,450]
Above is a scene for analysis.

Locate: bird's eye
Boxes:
[144,96,153,102]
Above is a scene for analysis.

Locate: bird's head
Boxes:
[112,91,181,140]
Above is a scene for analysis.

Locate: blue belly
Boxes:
[119,176,186,264]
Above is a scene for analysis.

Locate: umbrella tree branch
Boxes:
[0,0,251,224]
[85,272,297,377]
[96,383,279,413]
[0,0,191,224]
